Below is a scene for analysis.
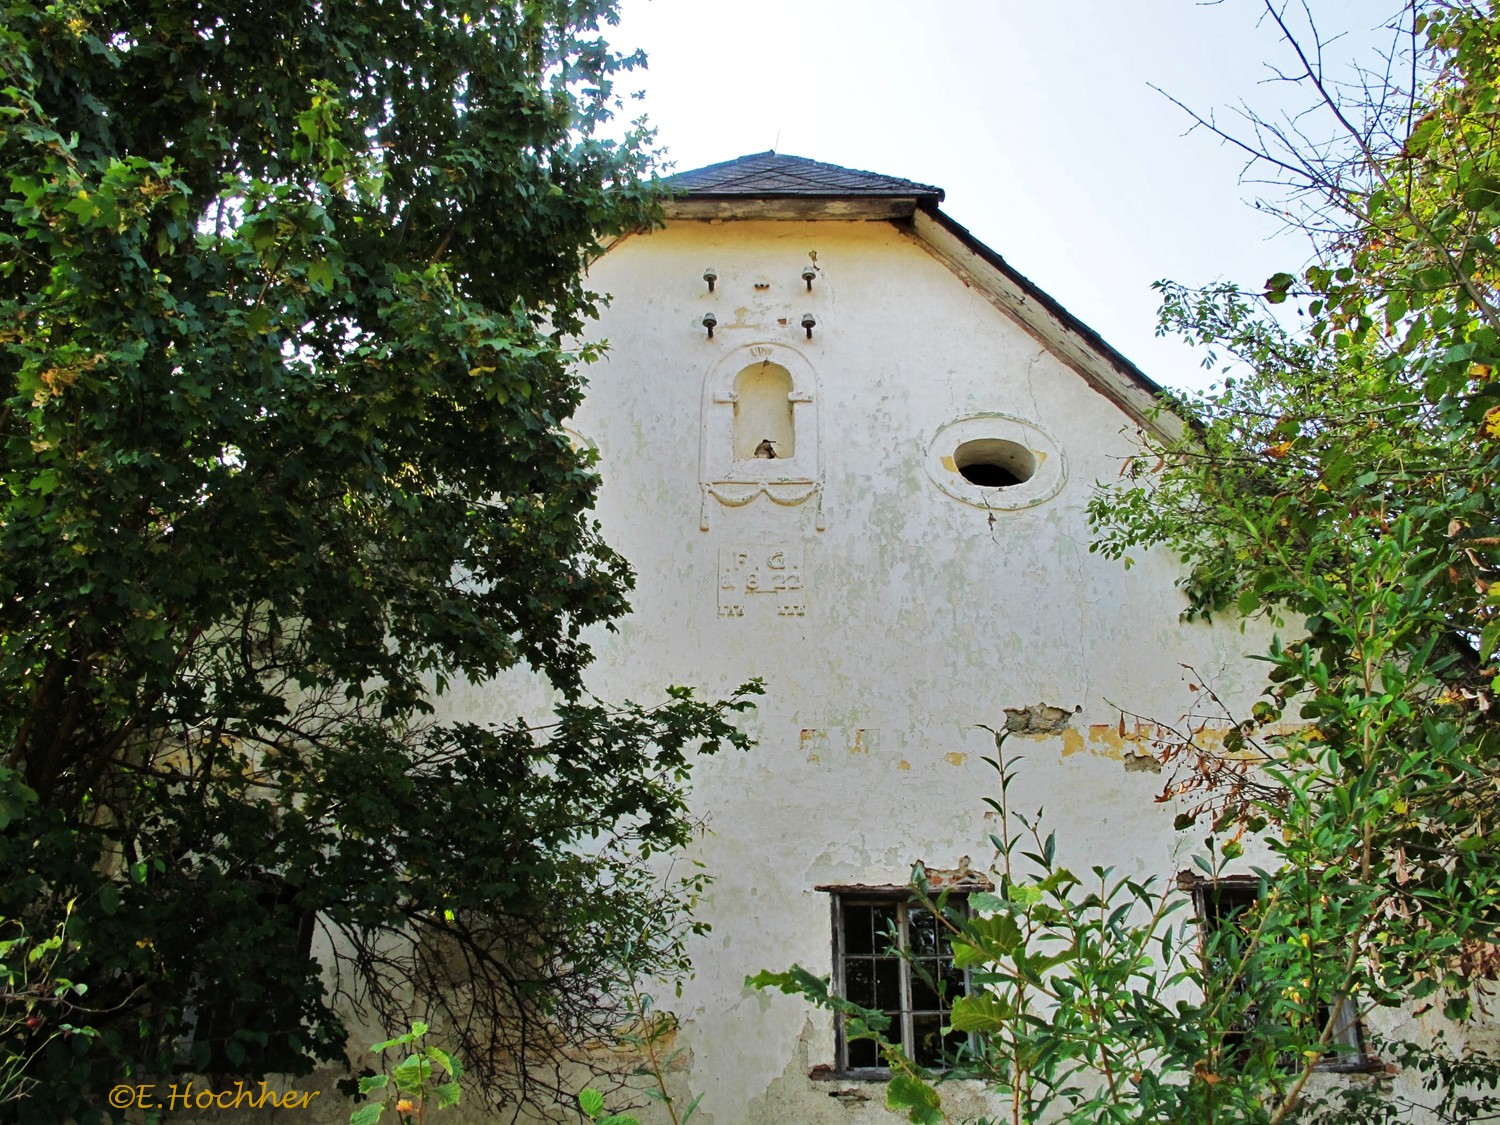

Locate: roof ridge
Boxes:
[665,152,944,201]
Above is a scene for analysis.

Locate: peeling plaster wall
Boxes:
[437,219,1273,1122]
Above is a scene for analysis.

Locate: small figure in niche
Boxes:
[753,438,779,459]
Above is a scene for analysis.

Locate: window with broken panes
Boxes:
[1195,878,1364,1072]
[833,895,969,1072]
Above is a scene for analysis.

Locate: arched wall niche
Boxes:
[733,362,796,461]
[700,342,822,529]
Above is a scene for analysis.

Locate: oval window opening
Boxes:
[954,438,1036,488]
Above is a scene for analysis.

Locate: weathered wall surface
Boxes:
[171,216,1498,1125]
[436,217,1268,1122]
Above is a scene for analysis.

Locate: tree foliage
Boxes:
[0,1,756,1119]
[750,3,1500,1123]
[1087,0,1500,1115]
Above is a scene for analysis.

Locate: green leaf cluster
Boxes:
[349,1022,461,1125]
[1090,0,1500,1009]
[570,984,706,1125]
[578,1085,645,1125]
[0,905,96,1106]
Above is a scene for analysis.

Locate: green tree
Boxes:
[0,1,756,1119]
[1088,0,1500,1117]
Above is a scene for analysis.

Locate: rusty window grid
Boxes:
[1193,878,1366,1073]
[831,893,971,1075]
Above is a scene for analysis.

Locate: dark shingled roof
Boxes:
[667,151,945,202]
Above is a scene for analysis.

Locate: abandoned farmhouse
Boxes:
[433,152,1313,1121]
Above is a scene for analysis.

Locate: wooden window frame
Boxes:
[828,891,970,1077]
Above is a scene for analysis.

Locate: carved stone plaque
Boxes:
[718,547,806,618]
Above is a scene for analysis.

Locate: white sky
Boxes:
[611,0,1404,392]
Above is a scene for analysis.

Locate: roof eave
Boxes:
[909,206,1181,441]
[662,194,935,221]
[645,188,1181,440]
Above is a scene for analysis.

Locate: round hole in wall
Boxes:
[926,414,1065,510]
[953,439,1036,487]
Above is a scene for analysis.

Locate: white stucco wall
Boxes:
[437,217,1271,1123]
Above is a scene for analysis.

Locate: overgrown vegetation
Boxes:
[0,1,757,1119]
[0,905,96,1106]
[350,1022,461,1125]
[1091,0,1500,1052]
[757,2,1500,1121]
[756,737,1500,1124]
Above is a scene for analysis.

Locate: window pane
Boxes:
[909,908,939,957]
[885,1009,905,1048]
[907,1015,968,1068]
[910,965,940,1011]
[847,1035,879,1069]
[874,958,901,1011]
[871,903,898,953]
[911,1014,949,1068]
[843,904,873,956]
[943,1024,970,1060]
[943,960,966,1000]
[845,958,873,1007]
[834,893,971,1074]
[1196,879,1364,1072]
